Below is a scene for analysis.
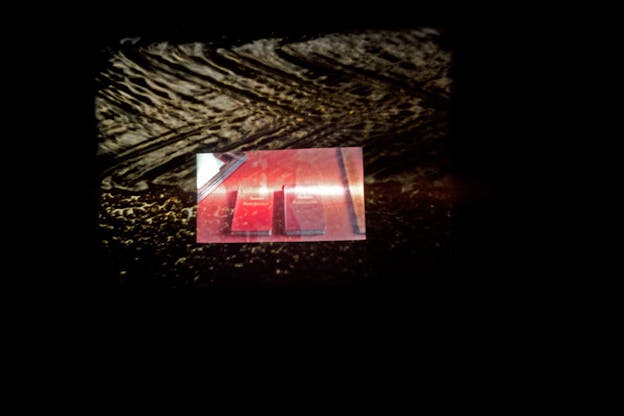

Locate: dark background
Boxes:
[34,2,515,303]
[8,3,577,369]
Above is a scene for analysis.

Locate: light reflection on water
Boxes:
[96,28,454,286]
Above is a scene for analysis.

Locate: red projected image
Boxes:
[196,147,366,243]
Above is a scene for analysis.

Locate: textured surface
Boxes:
[96,28,454,287]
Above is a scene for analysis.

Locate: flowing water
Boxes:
[96,28,454,287]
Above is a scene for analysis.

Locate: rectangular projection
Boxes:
[196,147,366,243]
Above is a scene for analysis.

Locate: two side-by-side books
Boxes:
[196,147,366,243]
[230,185,326,237]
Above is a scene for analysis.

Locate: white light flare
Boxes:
[196,154,225,188]
[294,185,346,197]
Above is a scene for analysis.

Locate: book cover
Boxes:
[283,185,326,236]
[230,188,273,236]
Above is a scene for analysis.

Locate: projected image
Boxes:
[196,148,366,243]
[95,27,454,287]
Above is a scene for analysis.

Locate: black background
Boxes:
[6,2,582,376]
[29,2,520,311]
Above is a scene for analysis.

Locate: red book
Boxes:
[230,188,273,236]
[283,185,326,236]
